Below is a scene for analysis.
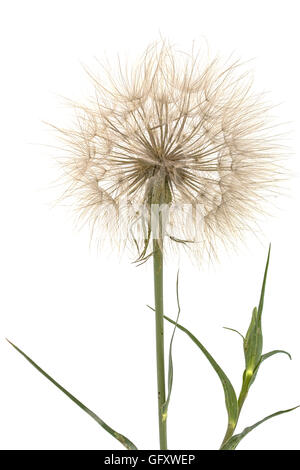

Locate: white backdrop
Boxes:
[0,0,299,450]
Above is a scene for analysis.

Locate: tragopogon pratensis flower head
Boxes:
[56,41,287,263]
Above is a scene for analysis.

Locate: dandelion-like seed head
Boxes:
[57,40,287,262]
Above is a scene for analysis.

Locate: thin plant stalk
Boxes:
[153,235,167,450]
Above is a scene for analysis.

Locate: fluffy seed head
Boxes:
[56,41,287,262]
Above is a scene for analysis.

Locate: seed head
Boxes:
[56,41,288,262]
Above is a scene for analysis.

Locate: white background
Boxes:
[0,0,299,451]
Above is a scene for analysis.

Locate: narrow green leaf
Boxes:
[257,243,271,320]
[249,349,292,387]
[161,271,180,420]
[261,349,292,362]
[163,316,238,435]
[221,405,299,450]
[6,339,137,450]
[223,327,245,341]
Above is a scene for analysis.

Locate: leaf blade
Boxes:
[162,271,181,420]
[6,339,137,450]
[163,316,238,434]
[221,405,299,450]
[223,326,245,341]
[257,243,271,320]
[260,349,292,362]
[249,349,292,387]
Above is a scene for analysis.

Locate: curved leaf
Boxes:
[249,349,292,388]
[223,327,245,341]
[260,349,292,363]
[221,405,299,450]
[163,316,238,437]
[6,339,137,450]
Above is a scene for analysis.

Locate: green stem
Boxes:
[237,379,250,415]
[153,237,167,450]
[220,423,237,449]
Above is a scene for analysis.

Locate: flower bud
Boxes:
[244,307,263,376]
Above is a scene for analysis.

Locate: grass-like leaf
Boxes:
[249,349,292,387]
[161,271,181,420]
[6,339,137,450]
[223,327,245,341]
[257,243,271,320]
[163,316,238,440]
[221,405,299,450]
[260,349,291,362]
